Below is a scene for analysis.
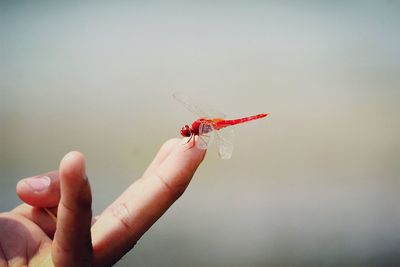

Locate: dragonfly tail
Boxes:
[215,113,269,128]
[225,113,268,125]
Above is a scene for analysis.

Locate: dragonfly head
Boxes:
[180,125,192,137]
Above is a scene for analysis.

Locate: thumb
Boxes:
[16,170,61,208]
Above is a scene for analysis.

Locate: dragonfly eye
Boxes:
[180,125,191,137]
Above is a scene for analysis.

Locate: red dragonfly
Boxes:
[174,93,269,159]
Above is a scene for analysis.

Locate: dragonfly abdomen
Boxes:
[216,113,268,128]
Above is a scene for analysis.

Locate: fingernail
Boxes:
[24,176,51,192]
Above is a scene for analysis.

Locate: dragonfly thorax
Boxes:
[180,124,192,137]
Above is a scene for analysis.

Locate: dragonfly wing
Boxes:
[197,123,213,149]
[173,92,226,118]
[214,127,234,159]
[197,135,210,150]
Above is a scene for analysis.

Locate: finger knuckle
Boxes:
[154,171,187,199]
[109,202,134,233]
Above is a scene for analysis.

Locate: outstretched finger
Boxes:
[91,138,206,266]
[142,138,181,178]
[52,151,93,266]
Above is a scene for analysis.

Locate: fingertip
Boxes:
[158,138,184,159]
[142,138,184,179]
[58,150,91,210]
[16,179,29,195]
[176,136,207,164]
[155,136,206,191]
[60,151,85,169]
[60,151,86,182]
[16,175,60,208]
[16,179,31,202]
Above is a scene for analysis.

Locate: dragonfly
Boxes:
[174,93,269,159]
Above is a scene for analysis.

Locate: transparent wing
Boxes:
[214,127,234,159]
[173,92,226,118]
[197,123,213,150]
[174,92,234,158]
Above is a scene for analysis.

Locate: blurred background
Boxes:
[1,1,400,266]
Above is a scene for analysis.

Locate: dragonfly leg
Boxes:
[192,134,196,148]
[185,134,196,149]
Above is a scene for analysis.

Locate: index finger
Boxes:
[52,152,93,266]
[91,138,206,266]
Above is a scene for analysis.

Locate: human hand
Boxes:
[0,138,206,266]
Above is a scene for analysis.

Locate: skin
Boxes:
[0,138,206,267]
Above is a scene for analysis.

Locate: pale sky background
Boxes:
[1,1,400,266]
